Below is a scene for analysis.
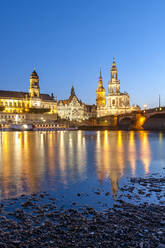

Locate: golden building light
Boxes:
[96,68,106,107]
[0,69,57,122]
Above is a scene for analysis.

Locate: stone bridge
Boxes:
[96,108,165,129]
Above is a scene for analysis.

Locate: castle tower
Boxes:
[29,69,40,98]
[108,57,120,96]
[96,68,105,107]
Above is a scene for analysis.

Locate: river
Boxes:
[0,130,165,208]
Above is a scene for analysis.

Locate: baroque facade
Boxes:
[58,86,96,121]
[0,70,57,123]
[96,58,140,117]
[96,69,105,107]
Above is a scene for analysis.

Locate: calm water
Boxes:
[0,131,165,208]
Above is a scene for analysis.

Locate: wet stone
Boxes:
[0,175,165,247]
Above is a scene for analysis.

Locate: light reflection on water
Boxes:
[0,130,164,203]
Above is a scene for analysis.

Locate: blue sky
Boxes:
[0,0,165,108]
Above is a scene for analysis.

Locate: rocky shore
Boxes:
[0,176,165,248]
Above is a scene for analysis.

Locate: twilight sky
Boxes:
[0,0,165,108]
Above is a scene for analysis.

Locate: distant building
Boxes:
[96,69,106,107]
[96,57,140,117]
[58,86,96,121]
[0,70,57,123]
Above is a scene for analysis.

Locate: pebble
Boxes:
[0,195,164,248]
[0,175,164,247]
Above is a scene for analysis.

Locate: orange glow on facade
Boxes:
[96,69,106,107]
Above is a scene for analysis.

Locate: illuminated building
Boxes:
[96,69,105,107]
[97,57,140,117]
[0,70,57,123]
[58,86,96,121]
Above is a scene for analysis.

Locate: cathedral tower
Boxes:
[96,68,105,107]
[106,57,130,111]
[96,57,139,117]
[29,69,40,98]
[108,57,120,96]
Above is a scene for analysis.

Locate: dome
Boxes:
[30,69,39,79]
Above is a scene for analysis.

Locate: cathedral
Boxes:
[96,57,139,117]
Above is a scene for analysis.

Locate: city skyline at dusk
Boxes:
[0,0,165,108]
[1,1,165,246]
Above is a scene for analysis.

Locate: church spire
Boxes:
[110,56,118,80]
[96,68,105,107]
[98,68,103,87]
[99,67,102,78]
[112,56,117,69]
[108,57,120,96]
[71,85,75,96]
